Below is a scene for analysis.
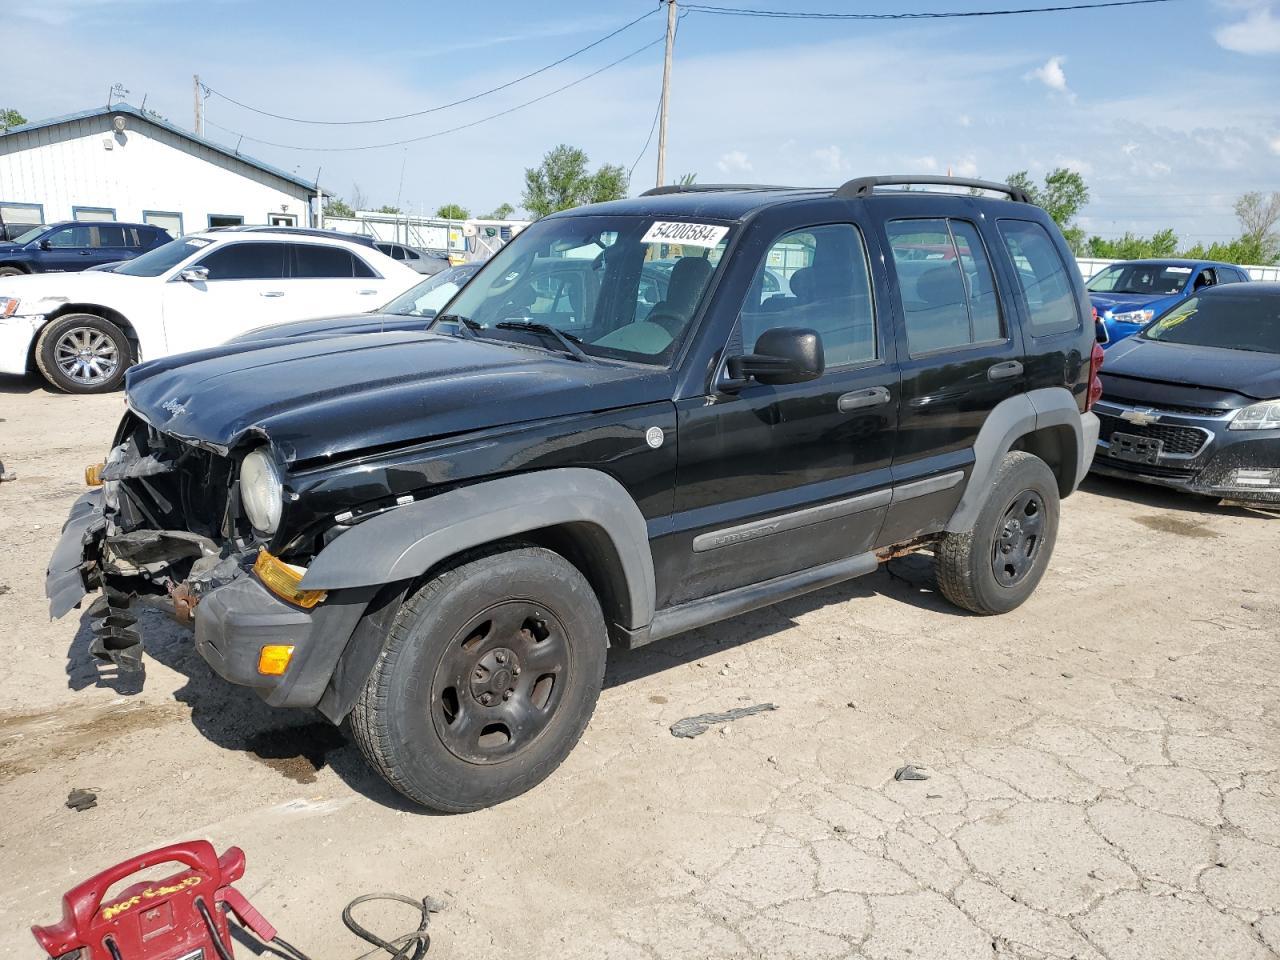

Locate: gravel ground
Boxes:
[2,375,1278,960]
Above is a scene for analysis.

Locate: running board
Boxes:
[634,551,880,647]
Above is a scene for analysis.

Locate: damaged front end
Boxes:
[46,415,258,672]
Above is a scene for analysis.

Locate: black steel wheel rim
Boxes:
[991,490,1045,587]
[431,601,570,764]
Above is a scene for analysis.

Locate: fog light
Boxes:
[257,644,295,676]
[253,549,327,609]
[1232,468,1278,488]
[84,462,105,486]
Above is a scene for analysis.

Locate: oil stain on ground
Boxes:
[244,723,348,784]
[1134,515,1217,539]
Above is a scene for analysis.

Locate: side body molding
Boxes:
[946,387,1093,533]
[299,468,657,630]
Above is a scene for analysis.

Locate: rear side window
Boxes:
[997,220,1080,336]
[96,224,127,246]
[887,218,1004,355]
[196,242,287,280]
[291,243,377,278]
[740,224,877,368]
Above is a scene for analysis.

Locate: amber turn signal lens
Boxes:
[84,462,105,487]
[257,644,295,676]
[252,549,327,609]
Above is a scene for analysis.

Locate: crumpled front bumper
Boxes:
[46,490,106,619]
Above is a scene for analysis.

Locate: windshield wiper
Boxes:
[436,313,482,340]
[495,320,597,364]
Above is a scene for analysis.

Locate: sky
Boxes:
[5,0,1280,245]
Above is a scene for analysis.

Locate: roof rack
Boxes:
[834,175,1031,204]
[639,183,798,197]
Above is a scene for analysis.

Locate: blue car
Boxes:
[0,220,171,276]
[1087,258,1252,348]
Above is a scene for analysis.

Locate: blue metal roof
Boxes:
[0,103,317,193]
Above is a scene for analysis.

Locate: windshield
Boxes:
[11,225,46,245]
[383,264,479,316]
[1087,263,1192,296]
[114,237,210,277]
[429,214,732,365]
[1142,293,1280,355]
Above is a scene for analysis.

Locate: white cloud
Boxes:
[716,150,753,174]
[812,145,847,175]
[1270,134,1280,155]
[910,155,940,172]
[957,114,972,128]
[953,155,979,178]
[1214,3,1280,54]
[1024,56,1074,101]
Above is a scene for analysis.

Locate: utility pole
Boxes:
[193,75,203,136]
[655,0,676,189]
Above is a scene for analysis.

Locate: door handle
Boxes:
[987,360,1023,381]
[837,386,892,412]
[259,291,285,297]
[357,289,378,295]
[78,251,92,256]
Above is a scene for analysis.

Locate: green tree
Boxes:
[521,144,630,218]
[1233,191,1280,264]
[1007,168,1090,254]
[435,203,470,220]
[1084,228,1178,260]
[482,202,515,220]
[675,172,698,186]
[323,197,354,218]
[1,108,27,132]
[376,204,403,215]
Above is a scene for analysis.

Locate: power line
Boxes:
[201,7,658,126]
[204,36,665,152]
[628,89,664,183]
[681,0,1176,19]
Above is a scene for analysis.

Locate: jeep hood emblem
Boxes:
[161,398,188,417]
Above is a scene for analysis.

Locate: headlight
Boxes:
[0,297,19,318]
[1230,399,1280,431]
[240,447,283,533]
[1107,309,1154,325]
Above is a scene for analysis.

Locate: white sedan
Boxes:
[0,228,420,393]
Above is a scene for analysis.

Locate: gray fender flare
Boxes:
[299,467,657,631]
[946,387,1091,533]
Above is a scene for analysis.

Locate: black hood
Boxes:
[125,330,671,464]
[1101,336,1280,401]
[231,311,425,343]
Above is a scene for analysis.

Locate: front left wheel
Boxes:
[350,546,608,812]
[34,313,131,394]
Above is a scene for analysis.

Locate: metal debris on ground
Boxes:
[65,788,98,811]
[893,764,930,781]
[0,459,15,482]
[670,703,777,739]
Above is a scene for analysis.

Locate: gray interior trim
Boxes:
[692,489,891,553]
[299,468,656,630]
[946,387,1084,533]
[891,470,964,502]
[646,551,879,645]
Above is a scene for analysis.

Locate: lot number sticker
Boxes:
[642,221,729,248]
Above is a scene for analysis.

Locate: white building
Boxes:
[0,103,318,237]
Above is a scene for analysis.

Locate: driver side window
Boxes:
[740,224,877,368]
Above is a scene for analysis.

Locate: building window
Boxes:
[268,213,297,227]
[143,210,184,238]
[72,206,117,222]
[207,214,245,229]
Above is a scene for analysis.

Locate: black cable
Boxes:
[682,0,1176,18]
[341,893,431,960]
[202,7,658,126]
[204,36,665,153]
[195,899,237,960]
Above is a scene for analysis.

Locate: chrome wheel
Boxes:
[54,327,120,385]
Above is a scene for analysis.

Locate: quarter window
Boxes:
[997,220,1080,336]
[195,242,287,280]
[887,218,1004,355]
[741,224,877,368]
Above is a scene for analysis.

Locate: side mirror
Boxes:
[179,266,210,283]
[38,239,52,250]
[726,327,824,385]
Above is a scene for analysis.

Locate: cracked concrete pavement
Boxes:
[1,380,1278,959]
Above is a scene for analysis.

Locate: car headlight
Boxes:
[1107,309,1154,325]
[0,297,19,318]
[240,447,283,533]
[1230,399,1280,431]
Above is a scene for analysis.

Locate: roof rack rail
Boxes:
[640,183,796,197]
[835,175,1031,204]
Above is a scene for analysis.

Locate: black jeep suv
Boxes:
[48,176,1102,811]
